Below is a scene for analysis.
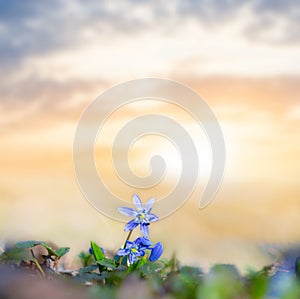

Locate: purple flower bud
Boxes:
[149,242,163,262]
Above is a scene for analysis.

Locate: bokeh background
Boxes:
[1,0,300,270]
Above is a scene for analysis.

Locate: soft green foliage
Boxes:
[15,240,70,258]
[0,247,31,265]
[78,251,94,267]
[15,240,42,249]
[1,240,300,299]
[197,265,244,299]
[54,247,70,258]
[296,258,300,279]
[245,267,270,299]
[1,240,70,277]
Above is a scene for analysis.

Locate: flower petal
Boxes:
[149,242,164,262]
[133,193,143,210]
[148,213,159,222]
[117,207,137,217]
[134,237,143,244]
[117,248,129,256]
[142,238,152,247]
[124,219,139,231]
[125,240,133,247]
[140,223,149,237]
[135,237,152,248]
[129,253,136,264]
[144,197,155,212]
[140,237,152,247]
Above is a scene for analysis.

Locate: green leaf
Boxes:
[78,251,94,267]
[78,264,99,274]
[114,254,128,267]
[76,271,107,283]
[38,242,69,258]
[16,241,69,258]
[97,259,118,270]
[158,258,170,267]
[0,247,31,265]
[90,241,105,261]
[138,260,165,279]
[246,271,268,299]
[296,257,300,279]
[15,240,42,249]
[127,256,147,273]
[39,241,57,256]
[197,264,245,299]
[55,247,70,258]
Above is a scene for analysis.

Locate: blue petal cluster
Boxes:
[117,237,163,264]
[117,237,151,264]
[117,194,163,264]
[118,194,159,237]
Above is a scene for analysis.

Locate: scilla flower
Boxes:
[118,194,159,237]
[117,237,163,264]
[117,237,149,264]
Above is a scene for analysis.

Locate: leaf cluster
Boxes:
[1,241,300,299]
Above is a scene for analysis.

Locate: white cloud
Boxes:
[23,9,300,82]
[1,0,299,77]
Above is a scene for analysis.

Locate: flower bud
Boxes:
[149,242,163,262]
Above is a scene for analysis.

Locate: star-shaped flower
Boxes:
[117,194,159,237]
[117,237,151,264]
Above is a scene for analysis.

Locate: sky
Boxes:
[0,0,300,269]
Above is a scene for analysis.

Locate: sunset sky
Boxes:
[1,0,300,269]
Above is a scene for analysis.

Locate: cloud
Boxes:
[175,0,300,43]
[0,0,166,72]
[1,73,300,135]
[0,75,109,133]
[176,75,300,130]
[0,1,71,69]
[243,0,300,44]
[0,0,299,75]
[253,0,299,15]
[176,0,247,21]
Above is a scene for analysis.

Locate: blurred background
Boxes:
[0,0,300,270]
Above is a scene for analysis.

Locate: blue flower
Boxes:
[149,242,164,262]
[117,237,163,264]
[117,238,149,264]
[118,194,159,237]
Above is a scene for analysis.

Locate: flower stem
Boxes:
[30,248,46,277]
[123,230,133,248]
